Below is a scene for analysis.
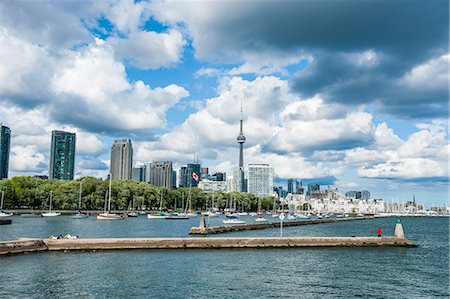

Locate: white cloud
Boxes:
[357,120,448,180]
[51,39,189,132]
[109,29,186,69]
[10,145,47,173]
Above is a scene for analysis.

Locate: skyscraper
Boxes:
[110,139,133,180]
[287,179,294,194]
[49,130,76,180]
[0,124,11,180]
[236,101,246,192]
[148,161,173,190]
[131,166,145,182]
[247,164,274,198]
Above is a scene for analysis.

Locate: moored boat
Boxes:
[41,191,61,217]
[0,191,13,217]
[255,215,268,222]
[97,175,125,220]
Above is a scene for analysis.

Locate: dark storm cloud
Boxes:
[170,0,448,119]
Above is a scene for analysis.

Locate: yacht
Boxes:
[255,215,268,222]
[148,190,167,219]
[0,191,13,217]
[70,182,88,219]
[41,192,61,217]
[97,175,126,220]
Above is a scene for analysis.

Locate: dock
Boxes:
[0,221,415,255]
[190,216,374,235]
[0,236,415,255]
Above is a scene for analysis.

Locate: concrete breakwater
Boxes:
[190,216,374,235]
[0,236,415,255]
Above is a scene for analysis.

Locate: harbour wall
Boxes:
[0,236,415,255]
[190,216,374,235]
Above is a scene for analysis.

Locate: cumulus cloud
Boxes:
[355,120,448,181]
[10,145,47,174]
[49,39,189,133]
[109,29,185,69]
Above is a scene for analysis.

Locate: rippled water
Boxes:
[1,216,448,298]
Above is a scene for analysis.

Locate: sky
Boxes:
[0,0,448,207]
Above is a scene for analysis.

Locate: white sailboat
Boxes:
[41,191,61,217]
[71,181,88,219]
[147,190,167,219]
[254,198,268,222]
[0,190,13,217]
[97,176,126,220]
[127,198,138,217]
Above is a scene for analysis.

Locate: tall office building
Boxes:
[132,166,145,182]
[0,124,11,180]
[148,161,173,190]
[110,139,133,180]
[49,130,76,180]
[287,179,294,194]
[247,164,274,198]
[177,166,187,187]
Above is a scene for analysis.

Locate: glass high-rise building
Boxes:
[110,139,133,180]
[148,161,173,190]
[0,124,11,180]
[246,164,274,198]
[49,130,76,180]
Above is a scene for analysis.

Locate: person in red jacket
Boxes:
[377,227,382,237]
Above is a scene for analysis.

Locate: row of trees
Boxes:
[0,176,279,212]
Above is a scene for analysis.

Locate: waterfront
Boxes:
[0,216,448,298]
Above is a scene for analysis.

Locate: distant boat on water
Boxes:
[97,175,126,220]
[71,181,88,219]
[148,190,167,219]
[0,191,13,218]
[41,191,61,217]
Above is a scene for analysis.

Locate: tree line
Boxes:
[0,176,279,212]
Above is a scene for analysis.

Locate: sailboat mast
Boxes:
[159,189,163,212]
[49,191,53,212]
[78,181,83,208]
[108,175,112,212]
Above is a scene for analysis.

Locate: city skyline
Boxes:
[0,1,448,206]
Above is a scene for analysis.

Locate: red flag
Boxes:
[191,172,201,182]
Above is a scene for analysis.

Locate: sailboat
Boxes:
[71,181,88,219]
[147,190,167,219]
[254,198,268,222]
[127,198,138,217]
[0,190,13,217]
[41,191,61,217]
[97,176,126,220]
[271,198,279,217]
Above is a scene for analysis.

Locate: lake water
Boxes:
[1,216,448,298]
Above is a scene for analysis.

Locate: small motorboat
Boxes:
[165,213,189,220]
[255,215,268,222]
[223,218,246,224]
[41,212,61,217]
[317,214,323,219]
[0,211,13,217]
[127,212,139,217]
[287,214,296,220]
[97,213,126,220]
[147,212,167,219]
[71,211,88,219]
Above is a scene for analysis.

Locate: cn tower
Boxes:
[236,102,246,191]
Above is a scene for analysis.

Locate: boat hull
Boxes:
[147,214,166,219]
[41,212,61,217]
[96,213,126,220]
[0,212,13,217]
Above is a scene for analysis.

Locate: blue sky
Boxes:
[0,0,448,207]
